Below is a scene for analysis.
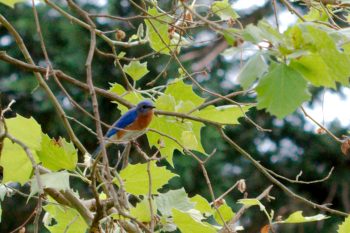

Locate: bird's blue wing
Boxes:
[106,108,138,138]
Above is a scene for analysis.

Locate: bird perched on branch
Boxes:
[92,100,155,158]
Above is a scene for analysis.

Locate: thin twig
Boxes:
[219,128,348,217]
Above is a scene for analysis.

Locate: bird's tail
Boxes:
[91,142,112,159]
[91,144,102,159]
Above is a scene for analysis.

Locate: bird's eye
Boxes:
[142,105,147,109]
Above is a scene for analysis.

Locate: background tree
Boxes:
[0,0,350,233]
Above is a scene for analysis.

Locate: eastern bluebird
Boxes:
[92,100,155,158]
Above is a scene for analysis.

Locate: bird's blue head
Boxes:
[136,100,155,114]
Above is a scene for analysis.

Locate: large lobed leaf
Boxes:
[116,161,177,195]
[30,171,70,197]
[256,63,311,119]
[0,114,77,184]
[123,60,149,81]
[37,134,77,171]
[0,115,41,184]
[44,201,88,233]
[145,7,172,54]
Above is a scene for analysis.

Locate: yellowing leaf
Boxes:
[193,105,250,125]
[145,7,172,54]
[181,131,198,150]
[256,63,311,118]
[290,54,336,88]
[44,202,88,233]
[304,7,328,22]
[211,0,239,20]
[190,195,212,216]
[147,79,206,165]
[338,215,350,233]
[0,0,26,8]
[237,198,265,211]
[37,134,77,171]
[0,139,38,184]
[147,115,204,166]
[5,114,42,150]
[116,161,177,195]
[165,79,205,108]
[130,198,156,222]
[0,112,42,184]
[280,211,329,224]
[172,209,216,233]
[30,171,70,197]
[214,203,235,225]
[155,94,176,112]
[123,60,149,81]
[109,83,143,113]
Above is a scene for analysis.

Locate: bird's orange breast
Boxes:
[116,110,154,140]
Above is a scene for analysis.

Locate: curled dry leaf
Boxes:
[238,179,246,193]
[115,30,126,41]
[213,198,225,208]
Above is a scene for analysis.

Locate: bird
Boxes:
[92,100,155,158]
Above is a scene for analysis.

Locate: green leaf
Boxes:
[294,24,350,86]
[243,20,282,45]
[280,211,329,224]
[147,79,206,165]
[237,54,268,90]
[44,202,88,233]
[116,161,177,195]
[165,79,206,108]
[256,63,311,118]
[221,28,239,45]
[290,54,336,88]
[37,134,77,171]
[214,203,235,225]
[155,188,195,216]
[193,105,250,125]
[123,60,149,81]
[338,216,350,233]
[211,0,239,20]
[304,7,328,22]
[172,209,216,233]
[145,7,172,54]
[181,131,198,150]
[30,171,70,197]
[0,0,26,8]
[237,198,265,210]
[5,114,42,150]
[190,195,212,216]
[147,115,204,165]
[109,83,143,113]
[0,139,39,184]
[130,198,156,222]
